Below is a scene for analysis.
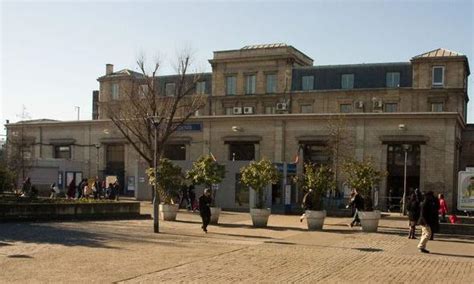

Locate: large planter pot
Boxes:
[250,208,271,228]
[306,210,326,231]
[159,204,179,221]
[359,210,381,232]
[210,207,221,224]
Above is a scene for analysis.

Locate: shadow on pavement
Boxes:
[353,247,384,252]
[0,223,120,249]
[211,232,275,239]
[430,252,474,259]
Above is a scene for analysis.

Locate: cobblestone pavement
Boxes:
[0,204,473,283]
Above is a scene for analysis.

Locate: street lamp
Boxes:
[148,116,160,233]
[401,144,411,215]
[95,144,100,177]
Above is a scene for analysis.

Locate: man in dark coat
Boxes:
[348,189,364,227]
[179,184,189,209]
[188,184,196,211]
[406,191,421,239]
[199,188,212,233]
[430,193,440,240]
[417,191,437,253]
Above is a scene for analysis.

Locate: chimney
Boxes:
[106,64,114,75]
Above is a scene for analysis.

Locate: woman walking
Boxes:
[438,193,448,222]
[199,188,212,233]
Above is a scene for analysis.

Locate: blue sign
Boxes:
[176,123,202,132]
[274,163,297,174]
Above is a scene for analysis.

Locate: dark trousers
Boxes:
[351,209,360,226]
[201,213,211,230]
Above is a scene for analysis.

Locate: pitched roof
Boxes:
[412,48,465,59]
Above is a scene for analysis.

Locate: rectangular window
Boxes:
[432,66,444,87]
[111,83,119,100]
[431,102,444,112]
[341,74,354,89]
[302,144,330,165]
[196,81,206,95]
[165,83,175,96]
[384,103,398,112]
[163,144,186,160]
[54,145,71,159]
[300,104,313,113]
[226,76,236,95]
[229,142,255,161]
[265,106,275,114]
[339,104,352,113]
[386,72,400,88]
[266,74,277,93]
[245,74,256,94]
[225,107,234,115]
[302,76,314,91]
[139,84,148,97]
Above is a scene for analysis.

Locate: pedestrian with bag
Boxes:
[199,188,212,233]
[438,193,448,222]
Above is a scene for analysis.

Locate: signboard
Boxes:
[176,122,202,132]
[127,176,136,192]
[458,171,474,211]
[275,163,297,174]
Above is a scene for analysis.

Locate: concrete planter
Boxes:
[359,210,381,232]
[250,208,271,228]
[0,202,141,221]
[306,210,326,231]
[210,207,221,224]
[159,204,179,221]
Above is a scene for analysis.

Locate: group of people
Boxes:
[66,177,120,200]
[178,184,197,211]
[407,190,448,253]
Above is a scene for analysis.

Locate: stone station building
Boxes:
[5,44,471,211]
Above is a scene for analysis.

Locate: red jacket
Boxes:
[439,198,448,214]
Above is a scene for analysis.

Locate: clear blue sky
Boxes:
[1,0,473,136]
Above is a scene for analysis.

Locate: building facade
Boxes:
[5,44,471,211]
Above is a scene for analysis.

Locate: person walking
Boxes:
[417,191,437,253]
[199,188,212,233]
[406,192,421,239]
[438,193,448,223]
[67,179,76,199]
[300,188,314,222]
[179,184,189,209]
[188,184,196,211]
[347,189,364,228]
[49,182,59,199]
[21,177,32,197]
[430,193,440,240]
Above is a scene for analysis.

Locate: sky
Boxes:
[1,0,473,137]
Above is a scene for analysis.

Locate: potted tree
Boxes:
[295,163,335,230]
[146,158,183,221]
[186,155,226,224]
[343,159,385,232]
[240,158,279,227]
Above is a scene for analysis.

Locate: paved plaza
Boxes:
[0,203,473,283]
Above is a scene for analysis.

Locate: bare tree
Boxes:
[326,115,354,194]
[104,51,206,233]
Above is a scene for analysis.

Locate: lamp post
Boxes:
[401,144,410,215]
[95,144,100,177]
[148,116,160,233]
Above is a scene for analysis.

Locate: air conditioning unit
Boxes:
[356,101,364,108]
[373,100,383,108]
[276,102,288,111]
[243,107,254,114]
[233,107,242,115]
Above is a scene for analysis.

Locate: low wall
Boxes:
[0,202,141,221]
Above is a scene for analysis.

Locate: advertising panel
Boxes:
[458,171,474,211]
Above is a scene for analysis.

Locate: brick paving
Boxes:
[0,203,473,283]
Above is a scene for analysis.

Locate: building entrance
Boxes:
[386,144,420,212]
[104,144,125,195]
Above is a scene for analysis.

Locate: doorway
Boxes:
[386,144,420,212]
[105,144,125,195]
